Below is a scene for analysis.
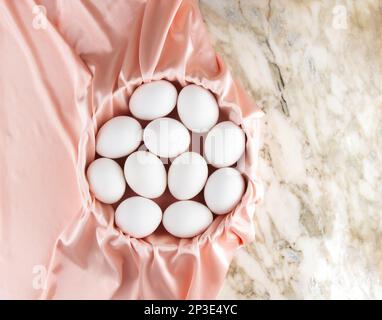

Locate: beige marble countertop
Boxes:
[200,0,382,299]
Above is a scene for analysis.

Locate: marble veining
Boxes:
[200,0,382,299]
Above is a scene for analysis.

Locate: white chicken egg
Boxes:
[143,118,190,158]
[124,151,166,199]
[168,152,208,200]
[177,84,219,133]
[115,196,162,238]
[96,116,142,158]
[163,201,213,238]
[129,80,177,120]
[204,121,246,168]
[87,158,126,204]
[204,167,245,215]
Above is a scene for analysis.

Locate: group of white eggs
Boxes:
[87,80,246,239]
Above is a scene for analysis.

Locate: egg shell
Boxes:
[87,158,126,204]
[96,116,142,158]
[129,80,177,120]
[168,152,208,200]
[204,121,246,168]
[143,118,190,158]
[204,167,245,215]
[124,151,166,199]
[115,196,162,238]
[177,84,219,133]
[163,201,213,238]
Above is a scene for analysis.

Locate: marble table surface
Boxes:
[199,0,382,299]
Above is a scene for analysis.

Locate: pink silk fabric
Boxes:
[0,0,263,299]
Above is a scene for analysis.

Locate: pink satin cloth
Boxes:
[0,0,263,299]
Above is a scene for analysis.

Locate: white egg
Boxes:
[204,168,245,215]
[96,116,142,158]
[129,80,177,120]
[163,201,213,238]
[87,158,126,204]
[124,151,166,198]
[115,196,162,238]
[168,152,208,200]
[177,84,219,133]
[143,118,190,158]
[204,121,246,168]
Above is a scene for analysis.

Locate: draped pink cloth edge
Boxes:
[0,0,263,299]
